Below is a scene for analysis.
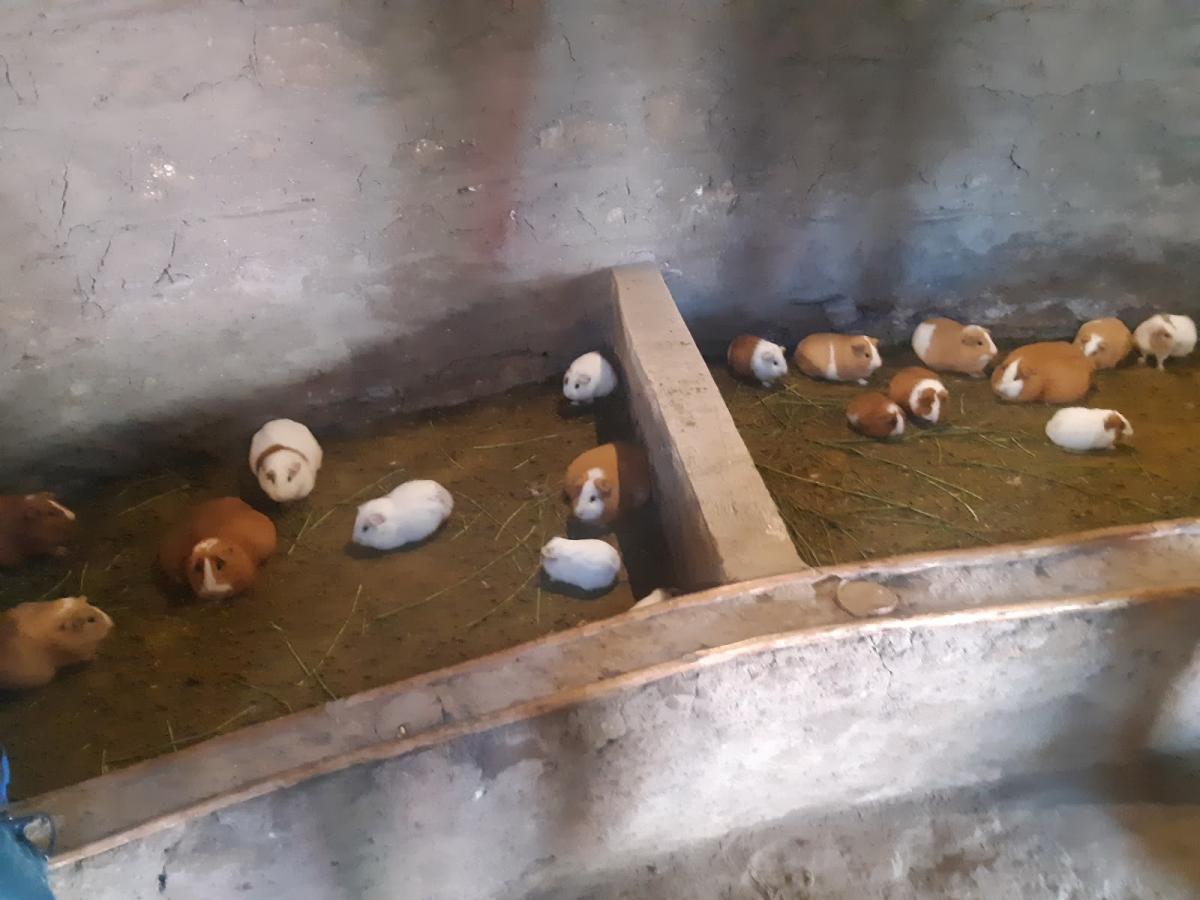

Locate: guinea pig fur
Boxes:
[1134,314,1197,370]
[353,479,453,550]
[1045,408,1133,452]
[1073,318,1133,370]
[0,596,113,690]
[793,333,882,384]
[888,367,949,424]
[991,342,1094,404]
[0,493,76,568]
[159,498,277,600]
[910,317,998,377]
[564,441,652,525]
[727,335,788,386]
[846,393,905,440]
[540,537,621,592]
[563,352,619,405]
[250,419,324,503]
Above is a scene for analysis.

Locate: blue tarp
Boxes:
[0,750,55,900]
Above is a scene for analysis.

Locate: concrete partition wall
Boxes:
[45,588,1200,900]
[607,264,801,588]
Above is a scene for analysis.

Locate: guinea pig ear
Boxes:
[59,615,86,633]
[366,512,387,527]
[577,373,592,386]
[867,337,880,347]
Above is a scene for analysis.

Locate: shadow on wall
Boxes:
[673,0,969,356]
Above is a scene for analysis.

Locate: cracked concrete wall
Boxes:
[2,0,1198,481]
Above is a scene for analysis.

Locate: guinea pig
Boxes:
[353,479,453,550]
[540,537,621,592]
[249,419,323,503]
[1134,314,1197,370]
[846,392,905,440]
[0,493,76,568]
[159,497,277,600]
[887,366,949,425]
[991,341,1095,404]
[1073,318,1133,369]
[794,333,882,384]
[727,335,788,386]
[563,352,619,405]
[564,441,652,525]
[1045,407,1133,452]
[910,317,998,376]
[0,596,113,690]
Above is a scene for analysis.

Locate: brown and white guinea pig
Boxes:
[158,497,277,600]
[846,392,905,440]
[793,333,882,384]
[563,441,652,525]
[991,341,1095,404]
[0,493,77,568]
[0,596,113,690]
[1073,318,1133,369]
[887,367,949,425]
[910,317,998,376]
[726,335,788,386]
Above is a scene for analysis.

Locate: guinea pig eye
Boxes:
[87,615,96,624]
[287,473,294,482]
[215,558,225,571]
[266,472,276,483]
[193,560,204,574]
[361,524,370,532]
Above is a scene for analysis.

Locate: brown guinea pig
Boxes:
[888,366,949,425]
[0,493,77,568]
[0,596,114,690]
[727,335,788,386]
[1073,317,1133,369]
[847,392,905,440]
[563,441,652,525]
[159,497,277,600]
[911,317,998,376]
[793,333,882,384]
[991,341,1095,404]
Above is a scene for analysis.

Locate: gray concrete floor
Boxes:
[543,763,1200,900]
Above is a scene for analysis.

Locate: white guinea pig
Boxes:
[250,419,323,502]
[1134,314,1197,370]
[563,352,618,404]
[1045,408,1133,451]
[353,479,453,550]
[540,537,621,592]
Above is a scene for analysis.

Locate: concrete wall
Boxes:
[3,0,1200,477]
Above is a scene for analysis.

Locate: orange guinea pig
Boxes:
[846,392,905,440]
[910,317,998,376]
[991,341,1095,404]
[0,596,114,690]
[793,333,882,384]
[159,497,277,600]
[888,366,949,425]
[0,493,77,568]
[563,442,652,525]
[1073,317,1133,369]
[727,335,788,386]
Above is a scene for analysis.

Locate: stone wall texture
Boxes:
[3,0,1199,479]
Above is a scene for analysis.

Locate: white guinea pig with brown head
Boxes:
[846,392,905,440]
[794,333,881,384]
[911,317,997,376]
[249,419,323,503]
[0,596,114,689]
[727,335,788,386]
[1134,314,1197,370]
[1045,408,1132,451]
[1073,318,1133,369]
[540,537,621,592]
[563,352,618,404]
[887,366,949,425]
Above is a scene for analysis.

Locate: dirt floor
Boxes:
[716,347,1200,566]
[0,383,669,798]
